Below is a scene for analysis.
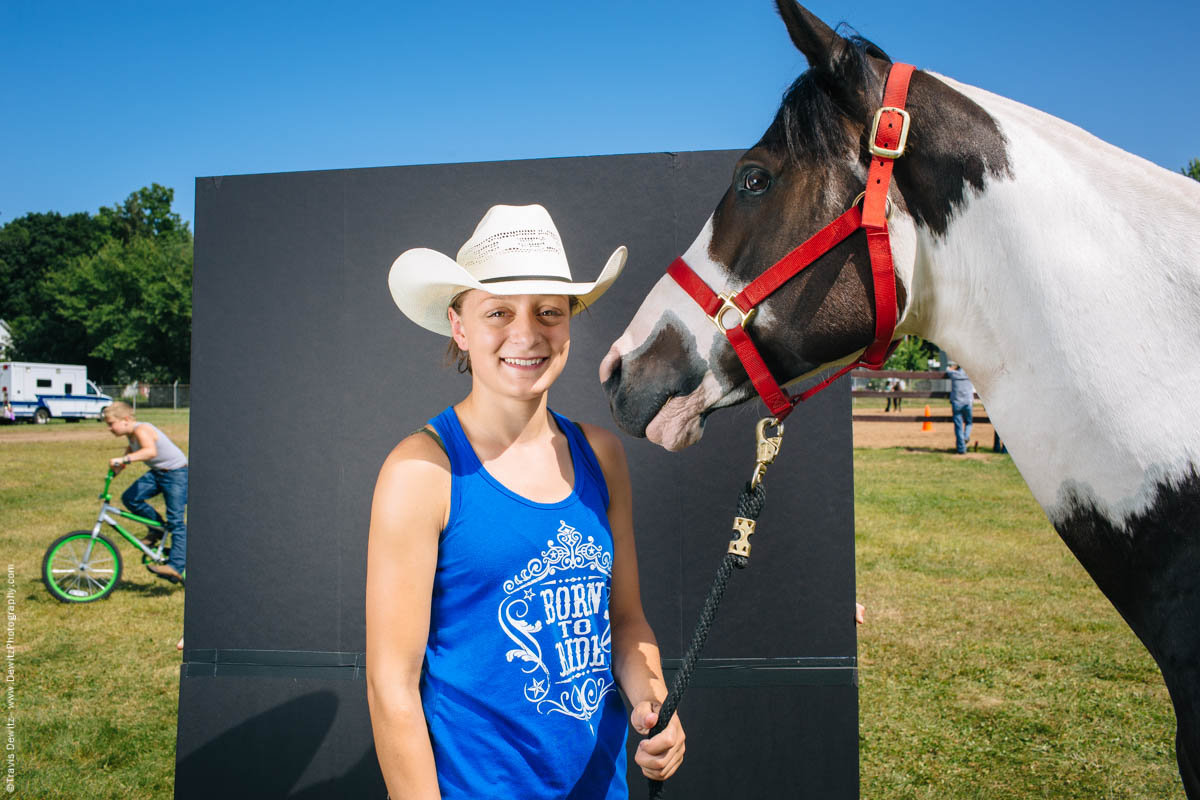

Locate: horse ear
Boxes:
[775,0,840,70]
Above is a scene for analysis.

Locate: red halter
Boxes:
[668,62,915,421]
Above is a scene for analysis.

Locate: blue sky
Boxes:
[2,0,1197,229]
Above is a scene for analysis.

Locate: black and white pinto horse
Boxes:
[600,1,1200,794]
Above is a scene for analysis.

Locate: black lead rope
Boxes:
[646,419,782,799]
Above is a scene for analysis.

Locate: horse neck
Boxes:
[897,76,1200,525]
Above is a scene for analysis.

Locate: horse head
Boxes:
[600,0,1008,450]
[603,6,1200,792]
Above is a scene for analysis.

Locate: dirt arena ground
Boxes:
[0,421,113,443]
[852,411,998,452]
[0,411,189,445]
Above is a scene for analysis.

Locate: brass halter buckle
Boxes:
[869,106,911,159]
[709,293,757,332]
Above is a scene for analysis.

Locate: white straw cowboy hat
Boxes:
[388,204,627,335]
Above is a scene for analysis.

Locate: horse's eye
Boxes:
[741,168,771,195]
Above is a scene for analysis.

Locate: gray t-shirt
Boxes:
[946,368,975,408]
[127,422,189,471]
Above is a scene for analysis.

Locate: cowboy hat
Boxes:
[388,204,627,335]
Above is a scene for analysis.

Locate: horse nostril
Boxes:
[599,346,622,385]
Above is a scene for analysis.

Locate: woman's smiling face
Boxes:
[448,291,572,401]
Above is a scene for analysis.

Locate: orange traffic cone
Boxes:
[921,405,933,432]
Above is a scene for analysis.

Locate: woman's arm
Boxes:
[366,433,449,800]
[581,423,685,781]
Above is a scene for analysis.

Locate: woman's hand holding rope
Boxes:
[631,701,686,781]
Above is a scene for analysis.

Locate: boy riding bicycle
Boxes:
[102,402,188,583]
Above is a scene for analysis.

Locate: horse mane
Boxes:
[762,32,891,164]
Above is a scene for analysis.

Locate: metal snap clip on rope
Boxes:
[748,416,784,491]
[729,418,783,560]
[648,418,785,799]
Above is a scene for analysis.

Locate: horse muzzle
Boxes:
[601,344,720,450]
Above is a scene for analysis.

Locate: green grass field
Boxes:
[1,410,187,799]
[1,411,1185,797]
[854,449,1182,798]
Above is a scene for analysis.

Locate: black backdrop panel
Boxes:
[176,676,385,799]
[182,151,857,798]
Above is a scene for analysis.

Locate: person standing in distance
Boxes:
[367,204,685,799]
[945,361,976,455]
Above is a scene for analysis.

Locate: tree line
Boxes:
[0,184,192,383]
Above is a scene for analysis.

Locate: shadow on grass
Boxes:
[25,579,179,604]
[117,579,182,598]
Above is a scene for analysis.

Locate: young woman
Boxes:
[367,204,685,799]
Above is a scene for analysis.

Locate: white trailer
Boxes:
[0,362,112,423]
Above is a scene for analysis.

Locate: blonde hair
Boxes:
[101,402,135,421]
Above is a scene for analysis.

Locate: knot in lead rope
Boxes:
[647,419,783,799]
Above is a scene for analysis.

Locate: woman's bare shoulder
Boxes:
[386,427,449,465]
[375,428,451,499]
[574,421,628,476]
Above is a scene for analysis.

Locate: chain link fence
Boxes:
[98,383,191,409]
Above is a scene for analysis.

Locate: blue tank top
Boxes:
[422,406,629,800]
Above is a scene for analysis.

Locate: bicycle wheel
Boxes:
[42,531,123,603]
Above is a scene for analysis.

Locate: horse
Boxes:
[599,1,1200,794]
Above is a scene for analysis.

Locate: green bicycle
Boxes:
[41,469,184,603]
